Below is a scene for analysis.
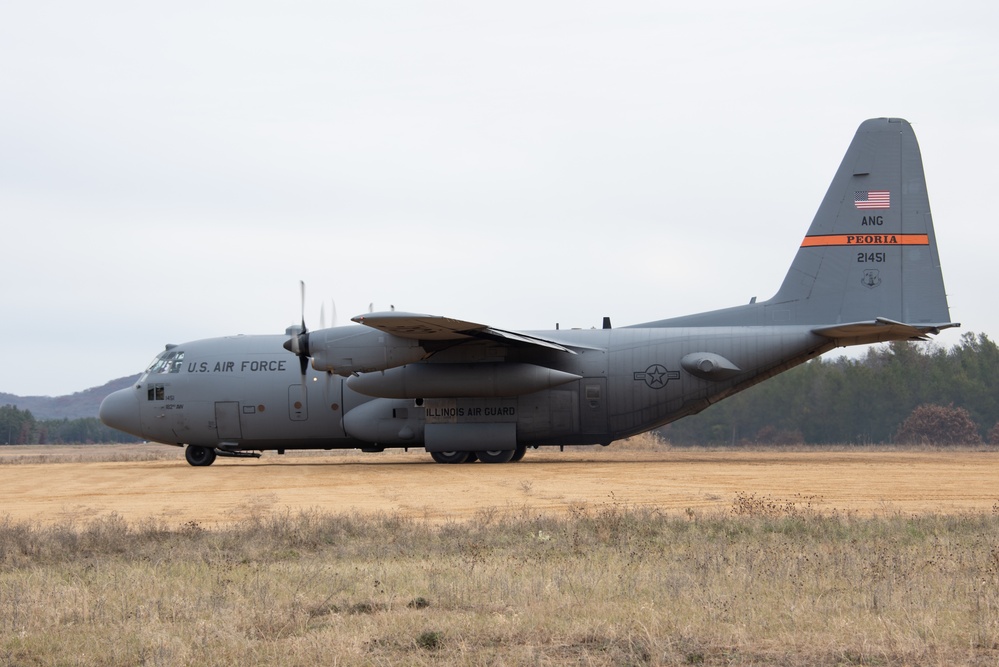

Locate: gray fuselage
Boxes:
[101,325,831,453]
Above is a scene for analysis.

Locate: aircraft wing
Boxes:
[352,311,577,353]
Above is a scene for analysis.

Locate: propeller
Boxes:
[283,280,311,380]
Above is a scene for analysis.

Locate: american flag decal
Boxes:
[854,190,890,209]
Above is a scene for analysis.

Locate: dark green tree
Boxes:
[659,332,999,445]
[0,404,37,445]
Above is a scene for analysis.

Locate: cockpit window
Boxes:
[146,349,185,374]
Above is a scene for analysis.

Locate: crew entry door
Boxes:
[214,401,242,439]
[580,378,607,435]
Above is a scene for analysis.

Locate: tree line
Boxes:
[660,332,999,445]
[0,405,140,445]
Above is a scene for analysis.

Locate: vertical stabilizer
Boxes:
[771,117,951,327]
[640,118,956,337]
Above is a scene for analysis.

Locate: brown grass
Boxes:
[4,440,999,664]
[3,502,999,665]
[0,443,184,465]
[4,440,999,530]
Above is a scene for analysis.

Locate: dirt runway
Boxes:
[2,446,997,527]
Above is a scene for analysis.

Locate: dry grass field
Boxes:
[3,439,999,665]
[3,439,999,526]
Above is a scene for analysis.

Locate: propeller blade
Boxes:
[299,280,307,334]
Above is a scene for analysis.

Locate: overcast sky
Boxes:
[1,1,996,397]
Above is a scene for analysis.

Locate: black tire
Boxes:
[477,449,516,464]
[510,445,527,462]
[430,450,471,464]
[464,452,478,463]
[186,445,217,467]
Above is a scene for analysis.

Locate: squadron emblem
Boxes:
[862,269,882,289]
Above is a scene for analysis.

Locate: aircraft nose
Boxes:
[99,387,142,438]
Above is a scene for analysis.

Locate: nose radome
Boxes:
[99,388,142,438]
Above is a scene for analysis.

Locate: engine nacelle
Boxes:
[308,327,427,377]
[346,362,582,398]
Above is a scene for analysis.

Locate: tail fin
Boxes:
[643,118,958,340]
[773,117,953,329]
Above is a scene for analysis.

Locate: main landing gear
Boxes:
[430,445,527,464]
[183,444,529,466]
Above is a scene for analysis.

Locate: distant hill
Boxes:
[0,376,141,420]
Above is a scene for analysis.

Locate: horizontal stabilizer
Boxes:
[813,318,960,345]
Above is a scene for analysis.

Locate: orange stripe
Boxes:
[800,234,929,247]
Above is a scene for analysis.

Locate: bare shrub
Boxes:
[895,403,982,445]
[614,431,669,451]
[989,422,999,446]
[416,630,444,650]
[731,492,821,519]
[754,425,805,445]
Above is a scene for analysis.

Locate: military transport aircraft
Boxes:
[100,118,958,466]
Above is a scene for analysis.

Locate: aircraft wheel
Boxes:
[185,445,217,467]
[477,449,516,464]
[510,445,527,462]
[430,451,471,464]
[464,452,478,463]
